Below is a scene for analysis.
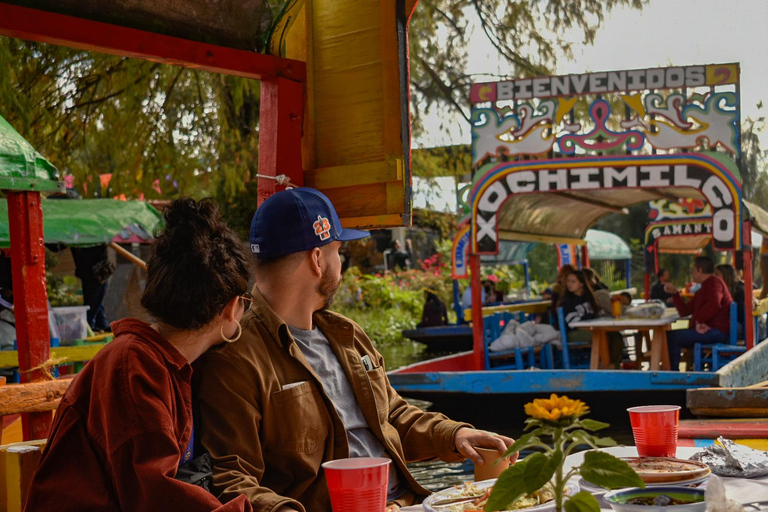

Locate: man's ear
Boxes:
[310,247,323,278]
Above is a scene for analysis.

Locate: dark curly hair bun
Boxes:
[141,197,251,330]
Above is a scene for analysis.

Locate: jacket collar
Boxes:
[111,318,189,370]
[249,286,354,348]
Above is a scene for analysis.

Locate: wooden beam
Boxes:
[0,343,108,369]
[6,192,50,441]
[498,230,587,246]
[551,192,628,214]
[0,440,46,512]
[0,380,72,415]
[109,242,147,271]
[0,3,306,83]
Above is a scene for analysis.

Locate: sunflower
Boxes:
[524,394,589,422]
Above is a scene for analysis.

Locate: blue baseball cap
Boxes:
[249,187,370,258]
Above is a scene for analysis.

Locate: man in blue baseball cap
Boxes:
[196,188,514,512]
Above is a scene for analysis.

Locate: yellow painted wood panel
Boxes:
[0,440,46,512]
[304,159,402,189]
[0,343,107,368]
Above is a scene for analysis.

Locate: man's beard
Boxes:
[318,270,341,310]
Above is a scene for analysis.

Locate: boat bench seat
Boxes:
[483,312,553,370]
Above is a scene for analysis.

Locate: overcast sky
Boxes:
[415,0,768,150]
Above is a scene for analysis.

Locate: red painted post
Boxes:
[469,254,484,370]
[6,191,52,440]
[743,221,755,350]
[581,245,590,268]
[257,77,304,205]
[644,272,651,301]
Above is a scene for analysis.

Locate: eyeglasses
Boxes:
[240,292,254,312]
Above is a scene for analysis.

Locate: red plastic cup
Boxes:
[322,457,391,512]
[627,405,680,457]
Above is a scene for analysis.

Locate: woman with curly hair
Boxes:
[25,198,253,511]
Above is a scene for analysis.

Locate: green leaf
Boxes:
[569,430,599,450]
[580,419,610,432]
[501,430,543,458]
[564,491,602,512]
[485,452,559,511]
[595,437,618,447]
[580,451,645,490]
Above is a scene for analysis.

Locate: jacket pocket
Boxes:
[272,381,329,453]
[366,366,390,422]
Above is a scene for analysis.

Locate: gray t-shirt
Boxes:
[289,325,402,500]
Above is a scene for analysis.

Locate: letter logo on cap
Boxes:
[313,215,331,241]
[251,244,260,254]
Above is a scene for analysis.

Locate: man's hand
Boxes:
[663,282,679,295]
[454,427,517,466]
[695,322,711,335]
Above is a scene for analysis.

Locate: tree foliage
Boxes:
[409,0,645,131]
[0,37,260,208]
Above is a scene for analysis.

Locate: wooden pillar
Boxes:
[580,245,590,268]
[257,77,305,205]
[469,254,484,370]
[743,221,755,350]
[6,191,51,441]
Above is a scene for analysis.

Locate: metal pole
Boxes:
[469,254,484,370]
[7,191,52,440]
[744,221,755,350]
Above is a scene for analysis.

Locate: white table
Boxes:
[569,312,679,370]
[402,446,768,511]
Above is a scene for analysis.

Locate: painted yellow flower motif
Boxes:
[524,394,589,421]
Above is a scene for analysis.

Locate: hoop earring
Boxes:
[220,321,242,343]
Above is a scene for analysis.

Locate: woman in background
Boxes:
[25,198,253,512]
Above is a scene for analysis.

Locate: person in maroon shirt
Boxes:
[664,256,733,371]
[24,198,254,512]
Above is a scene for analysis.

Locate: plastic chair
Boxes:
[693,302,741,371]
[483,311,552,370]
[555,307,591,369]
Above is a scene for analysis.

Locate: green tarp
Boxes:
[584,229,631,260]
[0,199,163,247]
[0,114,61,192]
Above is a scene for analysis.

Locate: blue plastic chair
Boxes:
[483,311,552,369]
[693,302,740,371]
[555,307,591,369]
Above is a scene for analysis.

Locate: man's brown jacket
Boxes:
[195,288,471,512]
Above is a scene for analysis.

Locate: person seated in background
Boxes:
[417,288,448,327]
[550,264,576,323]
[664,256,732,371]
[460,283,486,319]
[715,263,745,337]
[391,238,413,271]
[581,268,623,368]
[650,269,675,306]
[556,270,597,346]
[582,268,608,291]
[482,277,503,304]
[24,198,254,511]
[619,292,633,307]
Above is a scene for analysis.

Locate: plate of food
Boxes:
[423,480,579,512]
[578,473,709,496]
[621,458,711,484]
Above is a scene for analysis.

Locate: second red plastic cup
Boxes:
[627,405,680,457]
[322,457,391,512]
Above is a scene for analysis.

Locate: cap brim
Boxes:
[337,228,370,242]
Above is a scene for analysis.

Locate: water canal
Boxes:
[378,341,637,492]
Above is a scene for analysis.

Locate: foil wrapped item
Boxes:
[691,437,768,478]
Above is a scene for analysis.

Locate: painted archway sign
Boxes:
[470,151,742,254]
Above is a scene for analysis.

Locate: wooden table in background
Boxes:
[569,311,680,370]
